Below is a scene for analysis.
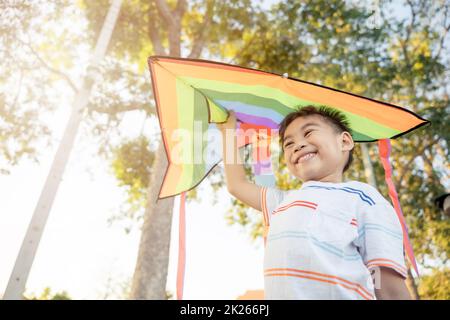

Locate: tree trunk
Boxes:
[128,1,178,299]
[129,141,174,299]
[129,0,203,300]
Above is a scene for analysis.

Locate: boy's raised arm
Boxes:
[217,111,262,212]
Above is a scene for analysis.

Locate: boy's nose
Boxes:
[294,143,306,153]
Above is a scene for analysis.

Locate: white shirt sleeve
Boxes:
[355,201,408,279]
[260,186,287,227]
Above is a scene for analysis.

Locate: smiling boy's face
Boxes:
[282,114,354,183]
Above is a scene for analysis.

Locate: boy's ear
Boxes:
[340,131,354,152]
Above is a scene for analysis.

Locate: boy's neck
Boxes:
[306,173,344,184]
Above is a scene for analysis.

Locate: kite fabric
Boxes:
[148,55,429,199]
[147,55,429,299]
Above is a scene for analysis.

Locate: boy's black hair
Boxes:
[278,105,354,173]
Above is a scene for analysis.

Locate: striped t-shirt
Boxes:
[260,180,407,300]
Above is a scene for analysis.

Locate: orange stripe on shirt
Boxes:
[261,187,269,227]
[264,272,373,300]
[367,258,406,272]
[261,187,270,247]
[366,262,407,278]
[264,268,373,299]
[276,200,318,211]
[273,202,317,215]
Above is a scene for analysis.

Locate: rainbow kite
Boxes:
[148,56,429,299]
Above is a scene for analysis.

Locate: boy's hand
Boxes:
[217,110,263,212]
[217,110,237,132]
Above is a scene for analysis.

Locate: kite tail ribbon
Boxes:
[177,191,186,300]
[252,129,276,187]
[378,139,419,277]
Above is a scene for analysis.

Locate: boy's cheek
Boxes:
[284,154,291,166]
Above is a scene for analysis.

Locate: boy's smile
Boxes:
[294,150,318,164]
[282,114,354,183]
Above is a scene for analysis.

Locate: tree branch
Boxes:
[175,0,188,18]
[148,4,166,55]
[188,0,215,58]
[153,0,175,28]
[434,3,450,60]
[226,29,259,65]
[400,0,419,106]
[17,38,79,93]
[12,70,24,109]
[153,0,184,56]
[396,136,441,189]
[421,150,438,182]
[88,101,154,116]
[402,0,417,69]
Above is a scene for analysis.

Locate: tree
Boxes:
[82,0,263,299]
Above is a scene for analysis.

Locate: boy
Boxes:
[218,105,412,300]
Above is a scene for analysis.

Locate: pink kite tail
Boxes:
[378,139,419,277]
[252,132,272,175]
[177,192,186,299]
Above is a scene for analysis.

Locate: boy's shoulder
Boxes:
[272,180,392,207]
[344,180,390,206]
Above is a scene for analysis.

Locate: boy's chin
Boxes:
[288,163,324,182]
[294,172,315,182]
[298,170,329,183]
[298,176,318,182]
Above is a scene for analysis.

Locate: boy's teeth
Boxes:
[299,152,316,162]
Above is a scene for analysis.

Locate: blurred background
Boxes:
[0,0,448,300]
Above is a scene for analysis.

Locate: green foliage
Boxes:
[25,287,71,300]
[112,136,154,203]
[82,0,259,62]
[418,268,450,300]
[109,136,154,230]
[0,93,51,174]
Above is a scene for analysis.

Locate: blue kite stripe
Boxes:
[216,100,285,123]
[268,231,361,261]
[357,223,403,240]
[303,185,375,206]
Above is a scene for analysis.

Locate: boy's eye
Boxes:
[305,130,313,137]
[284,142,293,148]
